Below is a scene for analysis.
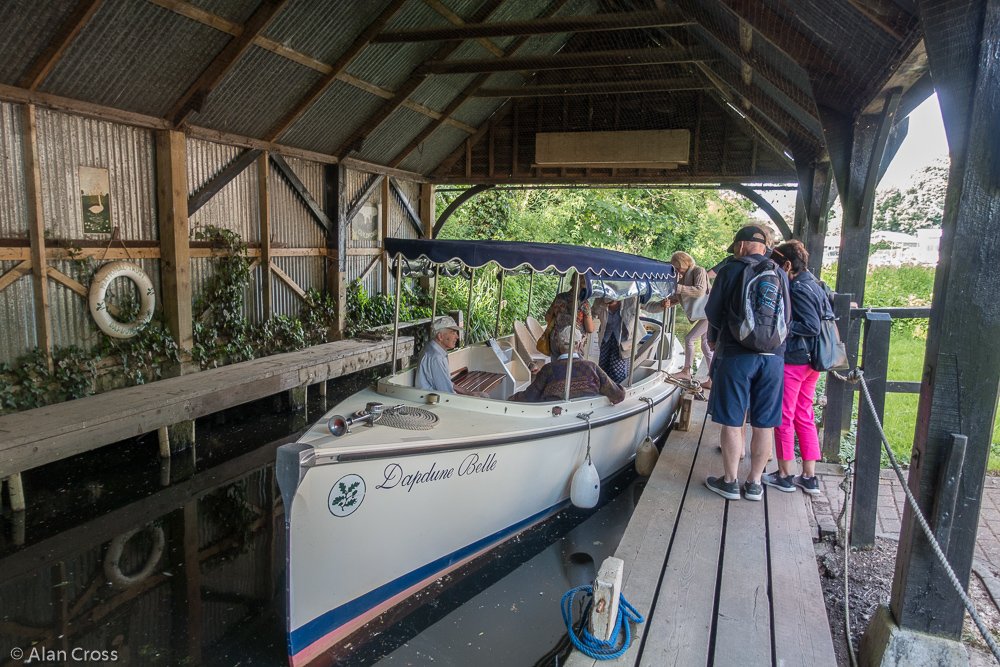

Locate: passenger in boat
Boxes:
[703,225,790,503]
[591,295,638,384]
[415,316,488,398]
[508,326,625,404]
[544,273,594,362]
[663,251,712,388]
[761,240,824,496]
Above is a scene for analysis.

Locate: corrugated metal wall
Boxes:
[344,167,382,297]
[384,178,423,295]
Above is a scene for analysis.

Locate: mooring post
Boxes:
[676,393,694,431]
[158,426,171,458]
[11,509,25,546]
[5,473,25,512]
[590,556,624,642]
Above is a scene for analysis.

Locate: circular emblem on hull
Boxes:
[329,474,366,517]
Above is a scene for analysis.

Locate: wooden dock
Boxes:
[566,398,837,667]
[0,336,412,479]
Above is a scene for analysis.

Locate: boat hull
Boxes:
[279,380,678,667]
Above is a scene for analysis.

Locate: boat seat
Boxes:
[450,366,468,379]
[452,370,506,394]
[526,316,545,341]
[512,321,549,368]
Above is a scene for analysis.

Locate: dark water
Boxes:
[0,367,645,667]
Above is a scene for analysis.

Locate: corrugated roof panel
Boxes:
[264,0,399,64]
[356,107,434,165]
[450,96,506,128]
[348,41,446,92]
[0,103,28,239]
[34,109,158,241]
[187,0,260,24]
[191,46,324,140]
[0,0,76,86]
[410,73,480,113]
[39,0,231,118]
[278,80,386,154]
[398,123,469,175]
[385,0,451,30]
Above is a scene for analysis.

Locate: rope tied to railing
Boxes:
[842,368,1000,664]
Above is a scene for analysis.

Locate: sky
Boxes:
[757,93,950,227]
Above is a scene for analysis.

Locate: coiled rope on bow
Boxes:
[561,585,644,660]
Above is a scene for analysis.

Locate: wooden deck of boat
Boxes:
[0,336,412,478]
[566,397,837,667]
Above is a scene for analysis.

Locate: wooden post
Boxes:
[820,293,854,461]
[419,183,434,292]
[21,104,53,368]
[850,312,891,549]
[676,393,694,431]
[380,177,391,294]
[931,434,968,553]
[794,158,832,277]
[258,152,272,320]
[170,502,203,664]
[887,0,1000,638]
[325,164,347,337]
[590,556,624,642]
[5,473,25,512]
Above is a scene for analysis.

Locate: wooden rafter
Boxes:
[187,148,262,216]
[387,0,573,169]
[844,0,909,41]
[422,0,506,57]
[261,0,409,142]
[335,0,509,159]
[420,46,712,75]
[18,0,105,90]
[374,9,693,42]
[167,0,291,126]
[472,77,707,97]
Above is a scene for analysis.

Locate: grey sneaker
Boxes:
[706,476,740,500]
[761,471,796,493]
[743,479,764,501]
[793,475,821,495]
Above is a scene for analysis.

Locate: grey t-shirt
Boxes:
[415,339,454,393]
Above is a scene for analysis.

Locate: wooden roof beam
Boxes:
[167,0,291,126]
[374,9,693,42]
[18,0,106,90]
[386,0,572,169]
[334,0,510,159]
[471,77,707,97]
[844,0,912,42]
[261,0,410,142]
[420,46,712,75]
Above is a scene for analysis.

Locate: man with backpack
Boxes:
[703,226,792,501]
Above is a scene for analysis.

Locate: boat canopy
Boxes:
[385,238,675,281]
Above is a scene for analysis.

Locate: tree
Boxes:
[873,160,948,234]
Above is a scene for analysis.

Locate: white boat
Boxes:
[277,239,682,666]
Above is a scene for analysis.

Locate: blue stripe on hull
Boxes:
[289,497,572,655]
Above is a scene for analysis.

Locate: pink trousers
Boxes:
[775,363,821,462]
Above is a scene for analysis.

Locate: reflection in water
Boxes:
[0,367,649,667]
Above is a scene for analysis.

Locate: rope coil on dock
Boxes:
[561,585,644,660]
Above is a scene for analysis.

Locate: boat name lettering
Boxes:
[376,461,454,493]
[458,452,498,476]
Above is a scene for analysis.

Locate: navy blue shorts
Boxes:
[708,353,784,428]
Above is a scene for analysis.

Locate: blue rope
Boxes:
[560,585,644,660]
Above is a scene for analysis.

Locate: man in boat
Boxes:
[415,316,488,398]
[508,326,625,404]
[703,225,790,502]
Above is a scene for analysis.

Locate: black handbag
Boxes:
[808,283,849,372]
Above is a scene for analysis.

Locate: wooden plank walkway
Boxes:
[0,337,412,478]
[566,398,837,667]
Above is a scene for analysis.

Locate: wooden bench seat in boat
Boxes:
[451,369,507,394]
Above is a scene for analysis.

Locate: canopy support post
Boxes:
[657,301,669,372]
[526,272,534,318]
[563,273,580,402]
[494,269,504,338]
[626,295,642,387]
[431,264,439,325]
[390,257,402,373]
[466,267,475,346]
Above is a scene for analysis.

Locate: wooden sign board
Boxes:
[534,129,690,167]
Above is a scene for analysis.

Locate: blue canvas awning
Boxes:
[384,238,676,281]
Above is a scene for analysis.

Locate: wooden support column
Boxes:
[170,502,203,664]
[325,164,348,337]
[820,293,854,461]
[794,159,833,276]
[820,88,901,305]
[418,184,435,291]
[380,177,391,294]
[885,0,1000,640]
[258,152,272,320]
[21,105,53,367]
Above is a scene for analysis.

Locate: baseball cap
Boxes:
[726,225,768,253]
[431,315,463,335]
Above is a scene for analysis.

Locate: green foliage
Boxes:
[345,280,430,337]
[0,347,97,412]
[192,226,255,368]
[863,265,935,338]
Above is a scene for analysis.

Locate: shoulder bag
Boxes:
[682,291,710,322]
[807,282,849,372]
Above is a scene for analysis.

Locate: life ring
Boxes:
[88,261,156,338]
[103,524,165,589]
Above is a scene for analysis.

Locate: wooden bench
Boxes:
[452,369,506,394]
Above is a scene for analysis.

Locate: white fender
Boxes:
[571,458,600,509]
[103,524,165,589]
[635,436,658,477]
[89,261,156,339]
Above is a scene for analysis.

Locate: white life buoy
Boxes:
[103,524,165,589]
[88,261,156,339]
